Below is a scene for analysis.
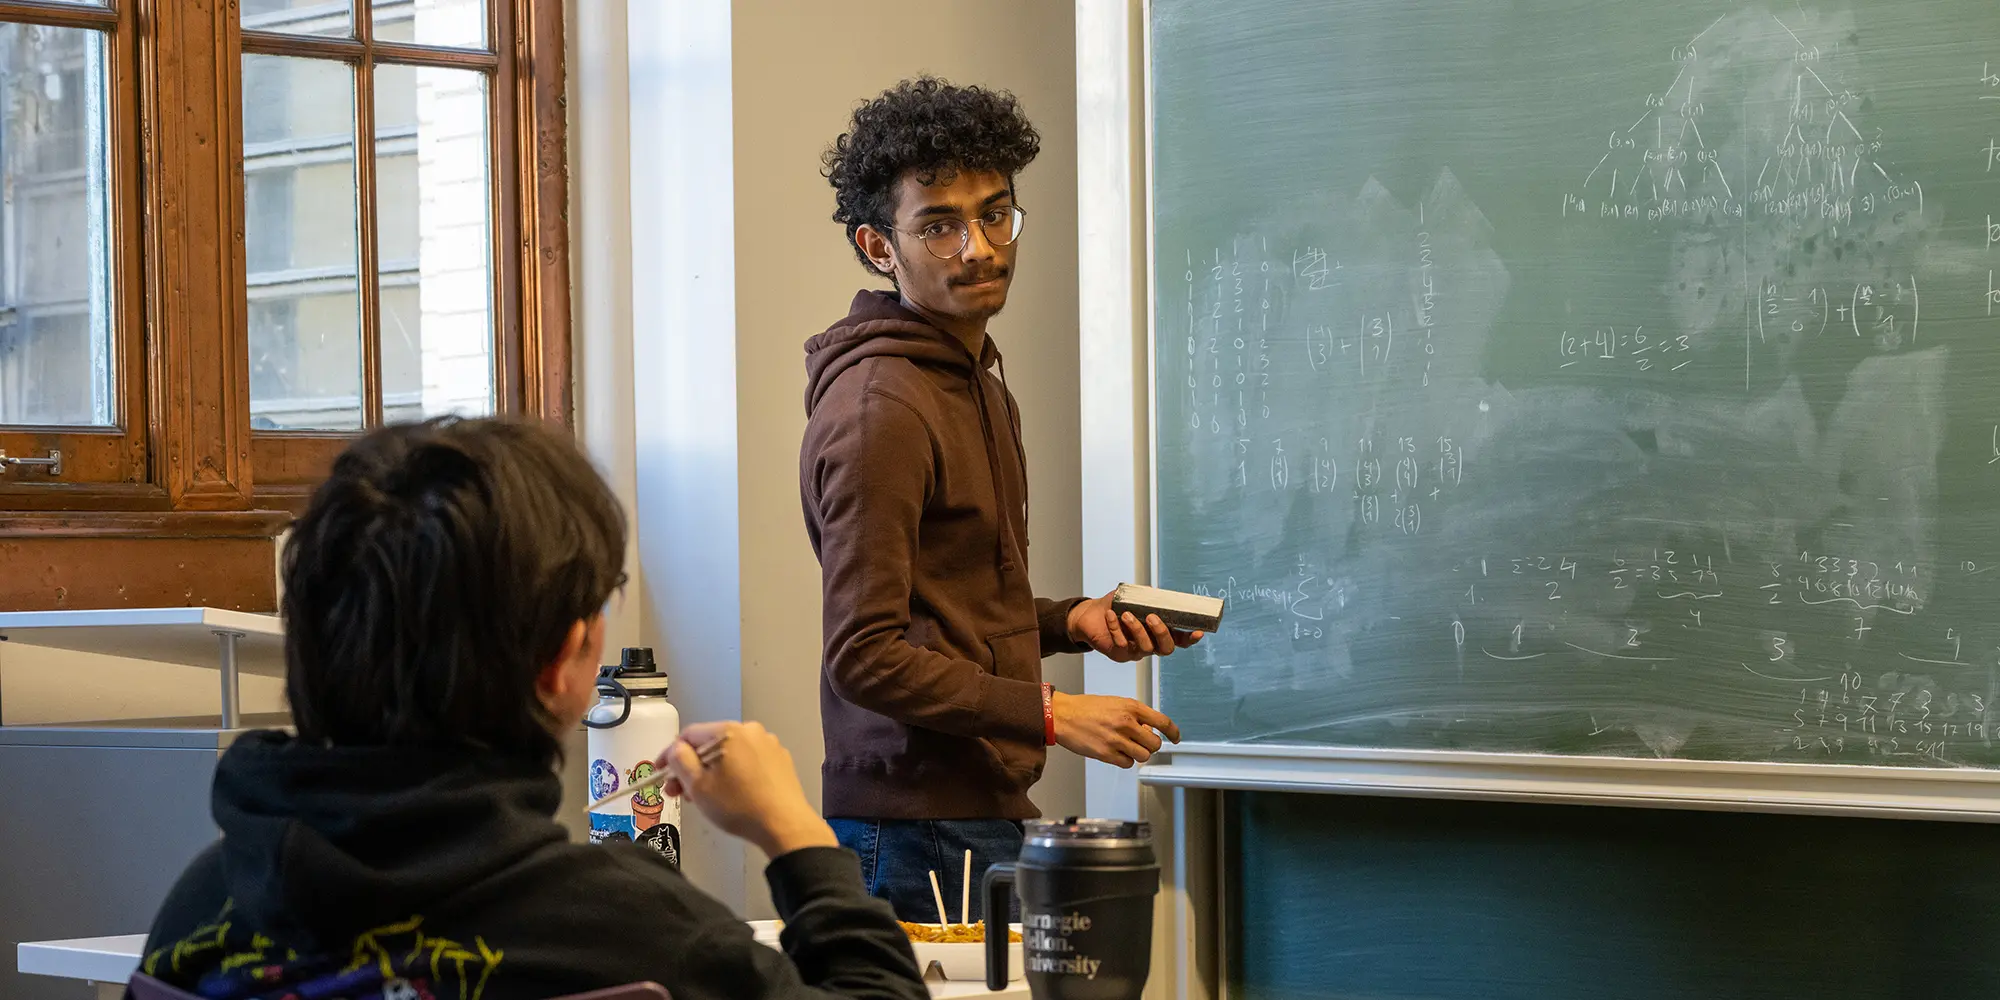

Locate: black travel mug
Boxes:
[983,817,1159,1000]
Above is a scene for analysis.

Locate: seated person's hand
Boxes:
[658,721,837,860]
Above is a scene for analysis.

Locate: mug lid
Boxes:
[1025,816,1151,848]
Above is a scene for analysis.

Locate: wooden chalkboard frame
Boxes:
[1089,0,2000,822]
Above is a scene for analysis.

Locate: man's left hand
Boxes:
[1067,590,1204,663]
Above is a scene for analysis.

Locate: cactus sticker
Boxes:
[628,760,665,834]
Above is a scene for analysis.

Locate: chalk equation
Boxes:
[1558,326,1696,374]
[1180,546,1996,760]
[1173,193,1487,536]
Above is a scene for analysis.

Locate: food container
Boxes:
[748,920,1023,982]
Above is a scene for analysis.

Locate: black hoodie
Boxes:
[133,731,927,1000]
[800,290,1087,821]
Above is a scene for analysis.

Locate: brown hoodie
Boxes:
[801,290,1085,820]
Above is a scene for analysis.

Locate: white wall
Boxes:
[593,0,1086,915]
[568,0,640,657]
[1075,0,1152,822]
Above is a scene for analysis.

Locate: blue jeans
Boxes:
[829,818,1024,923]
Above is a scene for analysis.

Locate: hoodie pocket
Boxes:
[973,625,1049,781]
[983,624,1042,683]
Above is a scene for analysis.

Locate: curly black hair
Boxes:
[822,76,1041,277]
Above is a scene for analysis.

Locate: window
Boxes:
[0,2,142,498]
[0,20,111,429]
[0,0,569,610]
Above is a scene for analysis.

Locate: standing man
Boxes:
[801,77,1201,922]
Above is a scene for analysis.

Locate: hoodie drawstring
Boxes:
[996,352,1030,539]
[966,347,1018,573]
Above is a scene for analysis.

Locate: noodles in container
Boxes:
[748,920,1023,981]
[900,921,1024,944]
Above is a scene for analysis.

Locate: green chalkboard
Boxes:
[1230,791,2000,999]
[1152,0,2000,765]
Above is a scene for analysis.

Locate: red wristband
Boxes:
[1043,683,1057,747]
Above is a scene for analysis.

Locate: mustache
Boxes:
[950,266,1010,286]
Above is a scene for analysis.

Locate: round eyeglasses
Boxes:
[884,205,1027,260]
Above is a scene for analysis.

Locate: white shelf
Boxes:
[0,607,285,729]
[1142,742,2000,822]
[0,607,283,676]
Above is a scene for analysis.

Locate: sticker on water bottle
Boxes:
[584,758,682,871]
[638,822,682,869]
[589,811,636,844]
[588,758,621,801]
[627,760,668,833]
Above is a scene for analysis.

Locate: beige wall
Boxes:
[728,0,1086,827]
[608,0,1087,914]
[0,645,286,726]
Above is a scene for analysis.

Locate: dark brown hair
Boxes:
[281,416,627,767]
[823,76,1041,276]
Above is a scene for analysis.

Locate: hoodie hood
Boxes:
[804,290,997,415]
[209,730,568,952]
[804,290,1024,571]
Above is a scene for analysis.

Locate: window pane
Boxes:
[374,0,488,50]
[376,64,493,421]
[244,56,362,432]
[242,0,353,38]
[0,24,113,427]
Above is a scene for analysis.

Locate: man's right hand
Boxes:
[659,721,838,860]
[1050,692,1182,768]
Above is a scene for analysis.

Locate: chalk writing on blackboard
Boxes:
[1152,0,2000,766]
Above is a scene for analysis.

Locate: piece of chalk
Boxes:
[1111,583,1225,633]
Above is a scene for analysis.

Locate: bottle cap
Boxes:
[597,647,669,695]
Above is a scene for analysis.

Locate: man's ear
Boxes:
[536,619,592,703]
[855,224,900,281]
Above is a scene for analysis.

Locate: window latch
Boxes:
[0,449,62,477]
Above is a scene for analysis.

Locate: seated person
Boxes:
[133,417,927,1000]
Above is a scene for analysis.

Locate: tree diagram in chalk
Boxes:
[1562,6,1938,386]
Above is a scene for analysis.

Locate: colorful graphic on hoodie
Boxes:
[144,902,501,1000]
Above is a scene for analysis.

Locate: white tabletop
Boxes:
[15,934,145,984]
[18,933,1030,999]
[0,607,286,676]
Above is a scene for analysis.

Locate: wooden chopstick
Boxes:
[587,734,727,810]
[928,869,951,929]
[961,849,972,926]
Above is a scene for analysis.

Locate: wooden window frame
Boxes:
[0,0,571,611]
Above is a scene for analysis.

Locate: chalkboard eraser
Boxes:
[1112,583,1225,633]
